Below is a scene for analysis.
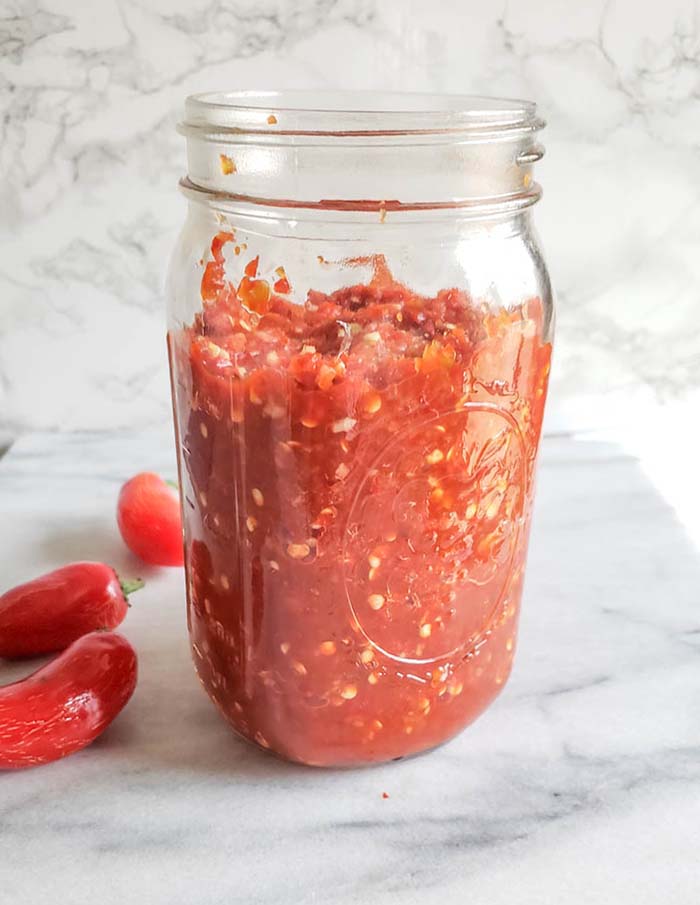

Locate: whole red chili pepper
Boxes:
[0,631,137,769]
[117,473,184,566]
[0,562,143,659]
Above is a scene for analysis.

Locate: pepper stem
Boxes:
[165,479,179,491]
[119,577,145,598]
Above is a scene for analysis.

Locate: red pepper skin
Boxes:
[0,631,137,769]
[117,473,184,566]
[0,563,141,660]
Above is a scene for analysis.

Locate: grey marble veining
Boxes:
[1,429,698,903]
[1,0,699,437]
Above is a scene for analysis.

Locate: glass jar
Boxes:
[168,91,553,766]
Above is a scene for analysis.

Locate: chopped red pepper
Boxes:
[237,275,271,313]
[273,266,291,294]
[219,154,236,175]
[201,232,235,302]
[168,249,551,766]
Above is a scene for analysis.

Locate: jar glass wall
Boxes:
[167,92,553,766]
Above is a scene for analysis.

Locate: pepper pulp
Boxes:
[169,235,551,766]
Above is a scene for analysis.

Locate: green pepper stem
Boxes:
[119,577,145,598]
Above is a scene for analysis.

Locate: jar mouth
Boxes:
[179,90,545,216]
[181,90,544,139]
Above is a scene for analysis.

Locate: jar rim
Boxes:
[181,90,544,138]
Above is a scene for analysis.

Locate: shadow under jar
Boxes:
[167,91,554,766]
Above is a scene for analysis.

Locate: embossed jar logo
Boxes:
[342,404,526,664]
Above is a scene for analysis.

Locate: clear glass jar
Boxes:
[167,91,553,766]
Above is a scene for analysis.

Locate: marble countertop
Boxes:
[1,428,698,904]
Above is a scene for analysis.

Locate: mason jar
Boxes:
[167,91,553,766]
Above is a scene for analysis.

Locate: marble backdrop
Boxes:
[1,0,698,438]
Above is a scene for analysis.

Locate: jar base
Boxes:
[193,653,510,769]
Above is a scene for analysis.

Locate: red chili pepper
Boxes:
[0,631,137,770]
[117,472,184,566]
[0,562,143,659]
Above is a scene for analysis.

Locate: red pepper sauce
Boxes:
[168,234,551,765]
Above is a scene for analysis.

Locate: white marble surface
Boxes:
[1,0,699,439]
[1,427,698,903]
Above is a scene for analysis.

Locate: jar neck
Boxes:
[184,195,537,241]
[179,91,545,217]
